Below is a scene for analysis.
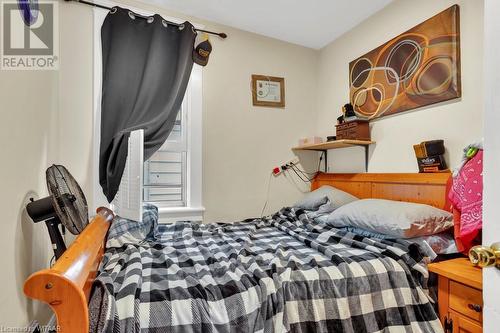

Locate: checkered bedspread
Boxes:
[89,206,443,333]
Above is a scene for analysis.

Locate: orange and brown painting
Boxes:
[349,5,461,120]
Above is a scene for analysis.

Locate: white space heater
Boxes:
[111,129,144,222]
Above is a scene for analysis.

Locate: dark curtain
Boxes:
[99,7,196,202]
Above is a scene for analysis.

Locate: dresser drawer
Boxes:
[449,281,483,322]
[450,311,482,333]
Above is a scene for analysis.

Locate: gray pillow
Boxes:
[294,185,358,213]
[326,199,453,238]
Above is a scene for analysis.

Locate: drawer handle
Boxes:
[468,303,482,312]
[444,317,453,333]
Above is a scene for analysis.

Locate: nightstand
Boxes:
[428,257,483,333]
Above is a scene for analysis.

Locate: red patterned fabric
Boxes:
[448,150,483,253]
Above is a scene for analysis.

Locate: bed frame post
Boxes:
[24,207,114,333]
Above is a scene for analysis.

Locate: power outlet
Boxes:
[286,157,300,166]
[273,157,300,175]
[279,157,300,172]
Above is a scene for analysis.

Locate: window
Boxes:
[93,7,203,221]
[143,109,187,207]
[143,67,203,219]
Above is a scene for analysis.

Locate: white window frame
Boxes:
[92,2,204,222]
[143,97,188,208]
[157,66,204,222]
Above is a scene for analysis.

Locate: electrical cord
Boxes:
[286,164,309,182]
[294,167,317,176]
[287,151,324,176]
[289,164,315,182]
[292,164,318,179]
[262,151,325,215]
[260,172,273,218]
[286,151,324,183]
[318,151,325,172]
[49,255,55,267]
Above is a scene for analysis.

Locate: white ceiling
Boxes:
[140,0,393,49]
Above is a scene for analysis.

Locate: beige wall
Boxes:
[200,22,318,221]
[316,0,484,173]
[0,0,59,325]
[58,0,319,224]
[58,3,94,201]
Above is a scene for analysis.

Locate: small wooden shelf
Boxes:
[292,139,374,151]
[292,139,375,172]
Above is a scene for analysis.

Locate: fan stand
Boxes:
[27,195,71,261]
[44,218,67,260]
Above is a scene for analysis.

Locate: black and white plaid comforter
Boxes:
[89,206,443,333]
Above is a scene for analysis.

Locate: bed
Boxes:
[24,172,451,333]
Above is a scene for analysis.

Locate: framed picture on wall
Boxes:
[349,5,461,120]
[251,75,285,108]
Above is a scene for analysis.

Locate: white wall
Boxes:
[316,0,484,173]
[481,0,500,329]
[57,0,319,224]
[0,0,59,325]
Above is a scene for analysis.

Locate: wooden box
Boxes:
[335,120,370,141]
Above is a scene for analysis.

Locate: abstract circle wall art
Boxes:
[349,5,461,120]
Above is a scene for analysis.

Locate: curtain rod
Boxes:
[65,0,228,39]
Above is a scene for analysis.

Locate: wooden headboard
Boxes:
[311,172,451,209]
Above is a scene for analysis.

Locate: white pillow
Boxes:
[326,199,453,238]
[294,185,358,213]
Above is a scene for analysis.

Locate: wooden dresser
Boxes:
[428,258,483,333]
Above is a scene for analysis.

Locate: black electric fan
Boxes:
[26,165,89,259]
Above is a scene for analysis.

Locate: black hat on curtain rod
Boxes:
[193,39,212,66]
